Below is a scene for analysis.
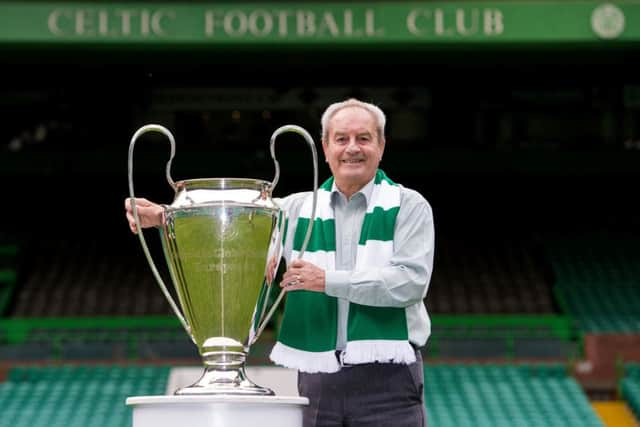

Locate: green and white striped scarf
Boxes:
[270,170,416,373]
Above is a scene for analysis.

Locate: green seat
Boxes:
[1,365,170,427]
[622,364,640,420]
[424,364,603,427]
[546,233,640,333]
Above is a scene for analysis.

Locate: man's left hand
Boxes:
[280,260,325,293]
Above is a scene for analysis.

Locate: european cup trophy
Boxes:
[128,124,318,396]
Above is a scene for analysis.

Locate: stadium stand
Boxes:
[427,233,554,315]
[0,230,581,363]
[1,67,639,426]
[0,317,197,363]
[10,237,171,318]
[424,364,603,427]
[546,232,640,333]
[0,364,609,427]
[2,225,639,426]
[428,316,576,360]
[0,365,169,427]
[424,232,578,362]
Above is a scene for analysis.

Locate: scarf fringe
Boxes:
[343,340,416,365]
[270,342,340,373]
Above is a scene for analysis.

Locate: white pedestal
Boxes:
[127,395,309,427]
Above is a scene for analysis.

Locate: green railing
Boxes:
[0,314,577,361]
[432,314,573,339]
[0,314,574,342]
[0,316,182,344]
[428,314,578,360]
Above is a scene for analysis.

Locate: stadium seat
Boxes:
[428,234,554,315]
[546,233,640,333]
[424,364,603,427]
[622,364,640,421]
[1,365,170,427]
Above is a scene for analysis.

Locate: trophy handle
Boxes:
[128,124,191,335]
[252,125,319,344]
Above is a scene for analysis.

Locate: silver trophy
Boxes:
[128,124,318,395]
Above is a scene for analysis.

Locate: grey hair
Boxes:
[320,98,386,144]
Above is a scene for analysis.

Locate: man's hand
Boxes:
[124,197,163,234]
[280,259,326,293]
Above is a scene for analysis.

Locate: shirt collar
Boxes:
[330,175,375,207]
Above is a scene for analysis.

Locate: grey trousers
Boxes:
[298,350,426,427]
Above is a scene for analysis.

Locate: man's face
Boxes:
[322,106,385,195]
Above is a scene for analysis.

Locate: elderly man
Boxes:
[125,98,434,427]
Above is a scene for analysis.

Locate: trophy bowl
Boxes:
[128,125,318,396]
[162,177,281,395]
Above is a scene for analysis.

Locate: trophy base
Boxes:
[174,365,275,396]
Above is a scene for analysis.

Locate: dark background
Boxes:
[1,45,639,254]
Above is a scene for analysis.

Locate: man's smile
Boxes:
[341,158,364,164]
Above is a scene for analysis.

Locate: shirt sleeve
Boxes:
[324,187,434,308]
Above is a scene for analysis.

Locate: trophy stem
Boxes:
[175,350,274,396]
